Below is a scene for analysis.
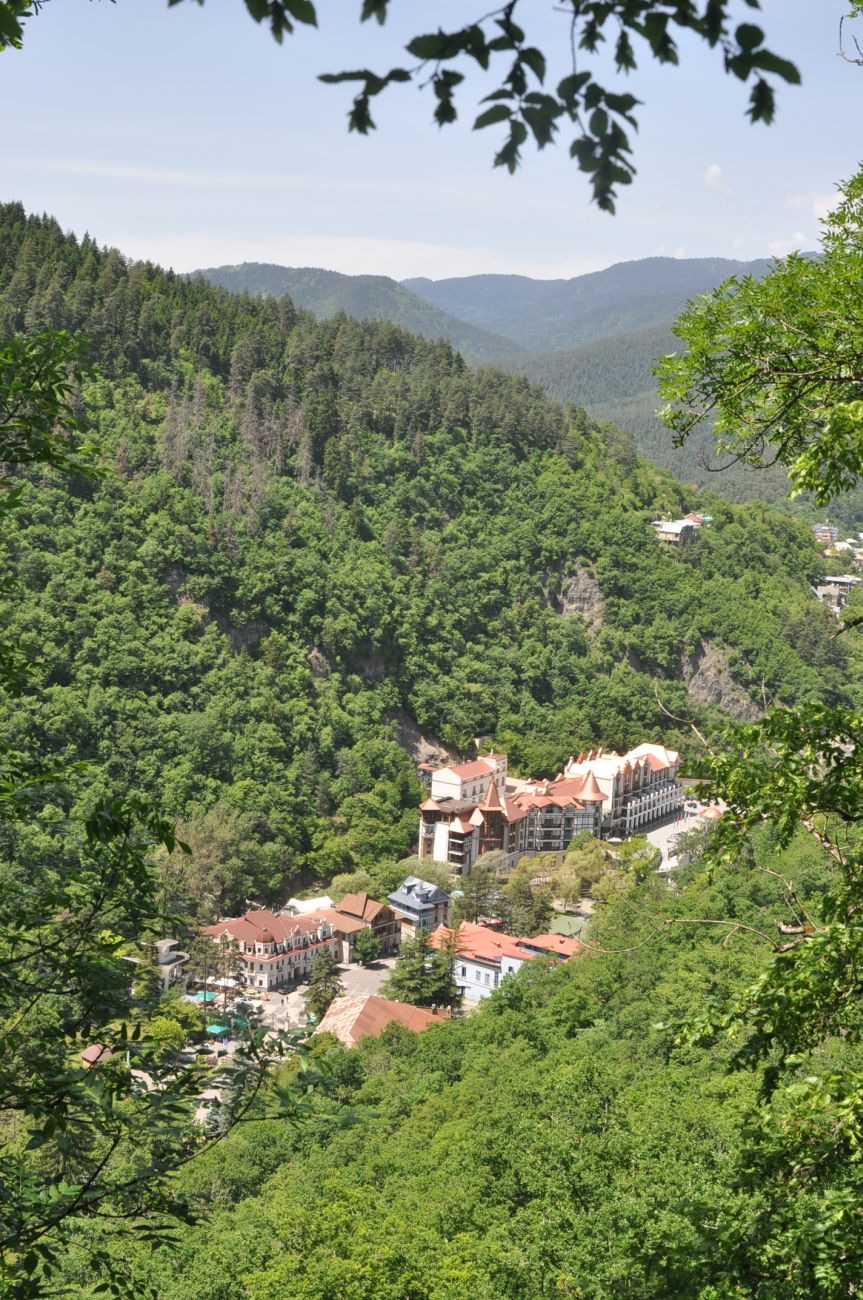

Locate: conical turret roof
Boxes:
[578,769,605,802]
[479,781,502,811]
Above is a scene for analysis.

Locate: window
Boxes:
[484,973,490,985]
[459,965,466,977]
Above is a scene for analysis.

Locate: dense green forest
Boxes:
[195,264,517,365]
[52,825,851,1299]
[0,203,852,925]
[206,257,838,512]
[495,325,795,504]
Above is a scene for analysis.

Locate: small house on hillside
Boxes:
[651,518,699,546]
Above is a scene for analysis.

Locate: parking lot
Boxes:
[257,954,401,1030]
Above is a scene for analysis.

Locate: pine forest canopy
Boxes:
[200,254,815,510]
[194,263,520,366]
[1,0,806,211]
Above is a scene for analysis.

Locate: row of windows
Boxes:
[458,964,500,988]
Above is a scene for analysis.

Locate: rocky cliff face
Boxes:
[682,639,762,722]
[552,564,604,630]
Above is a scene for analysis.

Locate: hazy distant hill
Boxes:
[494,324,793,504]
[404,256,772,354]
[194,263,518,364]
[197,254,816,508]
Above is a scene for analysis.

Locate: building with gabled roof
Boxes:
[314,994,444,1046]
[563,743,682,835]
[200,909,339,993]
[419,755,604,871]
[429,921,580,1001]
[335,892,400,954]
[387,877,452,938]
[419,742,682,867]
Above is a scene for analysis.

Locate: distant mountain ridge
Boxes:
[493,324,793,504]
[194,254,812,507]
[404,256,773,354]
[194,262,518,364]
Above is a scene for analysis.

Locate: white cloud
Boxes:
[766,231,807,258]
[732,236,747,251]
[785,190,836,220]
[704,163,732,195]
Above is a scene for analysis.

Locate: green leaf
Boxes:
[736,22,765,51]
[473,104,512,130]
[406,31,450,60]
[520,46,546,84]
[284,0,317,26]
[753,51,801,84]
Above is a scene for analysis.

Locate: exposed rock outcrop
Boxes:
[682,639,763,722]
[393,709,459,768]
[550,564,604,630]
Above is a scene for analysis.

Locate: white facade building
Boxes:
[429,922,580,1000]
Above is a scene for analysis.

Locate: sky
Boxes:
[1,0,859,281]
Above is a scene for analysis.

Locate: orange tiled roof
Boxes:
[430,921,580,968]
[337,893,389,925]
[315,995,440,1046]
[309,907,368,935]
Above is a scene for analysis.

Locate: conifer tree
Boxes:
[383,929,460,1008]
[303,947,344,1021]
[132,940,163,1010]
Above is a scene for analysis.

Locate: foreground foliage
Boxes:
[2,2,800,212]
[656,165,863,1293]
[0,334,322,1298]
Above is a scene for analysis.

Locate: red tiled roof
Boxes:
[518,933,581,958]
[337,893,389,925]
[576,769,605,802]
[444,759,495,780]
[430,921,580,968]
[81,1043,113,1067]
[202,909,331,948]
[479,781,502,811]
[419,798,442,811]
[429,922,527,966]
[315,995,440,1046]
[310,907,368,935]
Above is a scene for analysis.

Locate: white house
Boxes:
[429,922,580,1001]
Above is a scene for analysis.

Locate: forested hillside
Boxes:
[195,263,517,364]
[205,256,814,507]
[495,325,794,503]
[0,203,850,924]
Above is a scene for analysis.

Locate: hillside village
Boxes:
[136,741,692,1072]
